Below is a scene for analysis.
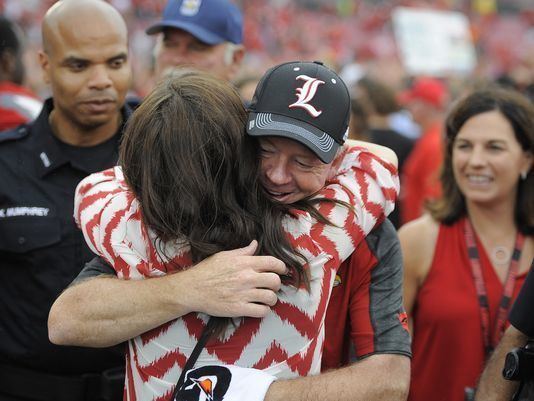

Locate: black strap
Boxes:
[171,317,215,401]
[464,218,524,356]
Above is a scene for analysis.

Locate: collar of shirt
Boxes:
[29,98,132,178]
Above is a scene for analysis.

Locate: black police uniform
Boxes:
[0,99,130,401]
[507,267,534,401]
[510,267,534,338]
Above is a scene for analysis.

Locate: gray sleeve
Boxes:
[354,218,412,359]
[70,256,116,287]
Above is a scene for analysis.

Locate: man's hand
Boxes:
[265,354,410,401]
[174,240,287,318]
[49,241,286,347]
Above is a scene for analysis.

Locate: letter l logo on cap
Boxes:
[289,75,325,118]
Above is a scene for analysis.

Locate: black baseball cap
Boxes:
[246,61,350,164]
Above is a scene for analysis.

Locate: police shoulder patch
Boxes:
[0,125,30,144]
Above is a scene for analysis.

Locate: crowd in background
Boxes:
[0,1,533,401]
[1,0,533,100]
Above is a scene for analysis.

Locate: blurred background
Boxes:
[2,0,533,100]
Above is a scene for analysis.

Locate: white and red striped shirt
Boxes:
[74,146,398,401]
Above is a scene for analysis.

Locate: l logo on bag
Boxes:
[289,75,325,117]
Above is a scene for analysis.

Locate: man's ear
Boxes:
[327,149,345,180]
[232,45,245,66]
[228,45,245,81]
[0,50,15,80]
[38,50,51,84]
[327,162,337,180]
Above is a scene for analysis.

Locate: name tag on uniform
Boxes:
[0,207,50,218]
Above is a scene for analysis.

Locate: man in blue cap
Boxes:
[147,0,245,82]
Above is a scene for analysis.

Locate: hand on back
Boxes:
[176,240,287,318]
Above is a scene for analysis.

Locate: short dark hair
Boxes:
[429,87,534,234]
[356,77,400,116]
[0,15,22,57]
[349,97,369,140]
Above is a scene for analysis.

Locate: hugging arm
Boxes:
[344,139,398,168]
[50,145,399,348]
[51,144,399,344]
[49,242,286,347]
[265,354,409,401]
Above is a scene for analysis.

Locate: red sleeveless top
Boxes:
[408,217,527,401]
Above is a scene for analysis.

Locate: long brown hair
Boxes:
[119,70,309,333]
[429,87,534,234]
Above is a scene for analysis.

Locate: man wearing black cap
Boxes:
[245,61,411,401]
[51,61,410,401]
[247,61,350,164]
[147,0,244,83]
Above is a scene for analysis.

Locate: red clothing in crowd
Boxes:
[409,218,527,401]
[401,122,443,224]
[0,81,42,131]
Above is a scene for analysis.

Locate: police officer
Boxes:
[0,1,131,399]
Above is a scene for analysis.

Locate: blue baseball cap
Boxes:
[146,0,243,45]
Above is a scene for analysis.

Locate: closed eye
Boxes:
[260,147,274,154]
[295,159,314,168]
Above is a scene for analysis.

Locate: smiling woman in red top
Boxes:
[399,87,533,401]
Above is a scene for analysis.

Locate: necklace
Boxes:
[491,245,512,266]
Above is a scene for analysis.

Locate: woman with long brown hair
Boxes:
[400,87,533,401]
[75,67,399,401]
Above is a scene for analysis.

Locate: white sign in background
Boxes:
[392,7,477,76]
